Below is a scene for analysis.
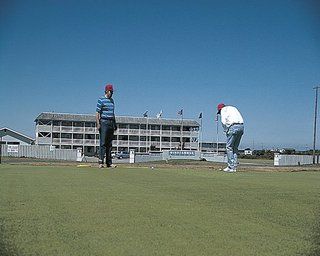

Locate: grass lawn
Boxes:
[0,164,319,256]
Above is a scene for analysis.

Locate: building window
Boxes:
[7,142,20,145]
[140,136,146,141]
[73,134,83,139]
[119,124,128,129]
[129,135,139,141]
[61,145,71,149]
[151,136,160,142]
[85,122,96,127]
[73,122,84,127]
[172,126,181,131]
[61,121,72,126]
[61,133,72,139]
[172,137,180,142]
[118,135,128,141]
[85,146,94,153]
[150,125,160,130]
[85,134,95,139]
[52,133,60,138]
[183,126,191,131]
[53,121,60,126]
[129,124,139,129]
[161,137,170,142]
[140,124,146,130]
[162,125,171,130]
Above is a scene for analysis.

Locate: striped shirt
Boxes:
[96,96,115,119]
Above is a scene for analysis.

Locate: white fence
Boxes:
[274,153,317,166]
[133,150,227,163]
[1,145,78,161]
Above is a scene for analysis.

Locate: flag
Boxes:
[156,110,163,119]
[143,111,148,117]
[199,112,202,119]
[178,109,183,115]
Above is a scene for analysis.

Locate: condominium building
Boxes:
[35,112,200,156]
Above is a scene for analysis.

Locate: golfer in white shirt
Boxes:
[217,103,244,172]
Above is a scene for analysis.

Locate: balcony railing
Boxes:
[85,127,96,133]
[84,139,96,145]
[73,127,84,132]
[129,141,140,146]
[73,139,83,144]
[61,127,73,132]
[52,138,60,143]
[60,138,72,144]
[52,127,61,132]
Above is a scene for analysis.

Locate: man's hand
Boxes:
[114,123,118,131]
[97,123,101,132]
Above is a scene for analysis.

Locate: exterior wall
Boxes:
[274,153,316,166]
[1,135,31,146]
[35,114,200,156]
[1,144,78,161]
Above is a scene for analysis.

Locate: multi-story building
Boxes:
[35,112,200,156]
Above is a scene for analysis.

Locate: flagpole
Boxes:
[181,110,184,150]
[146,117,148,153]
[216,115,219,154]
[200,116,203,154]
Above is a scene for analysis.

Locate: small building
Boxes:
[244,148,253,155]
[0,127,34,145]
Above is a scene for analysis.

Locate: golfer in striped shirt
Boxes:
[96,84,117,168]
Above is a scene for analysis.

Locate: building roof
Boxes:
[0,127,34,144]
[35,112,200,126]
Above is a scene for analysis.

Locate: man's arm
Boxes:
[96,112,101,131]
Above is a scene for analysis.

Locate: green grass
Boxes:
[0,164,319,256]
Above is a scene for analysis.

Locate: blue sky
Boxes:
[1,0,320,150]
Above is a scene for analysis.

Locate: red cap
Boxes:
[105,84,114,92]
[217,103,225,113]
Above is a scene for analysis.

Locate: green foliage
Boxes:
[0,164,319,256]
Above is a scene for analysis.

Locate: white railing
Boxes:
[73,127,84,132]
[129,141,140,146]
[60,138,72,143]
[72,139,83,144]
[61,127,73,132]
[52,138,60,143]
[150,131,161,135]
[84,139,95,145]
[85,127,96,133]
[52,127,61,132]
[117,141,129,146]
[128,129,140,135]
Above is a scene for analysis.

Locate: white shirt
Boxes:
[220,106,244,132]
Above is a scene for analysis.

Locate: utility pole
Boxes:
[313,86,320,164]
